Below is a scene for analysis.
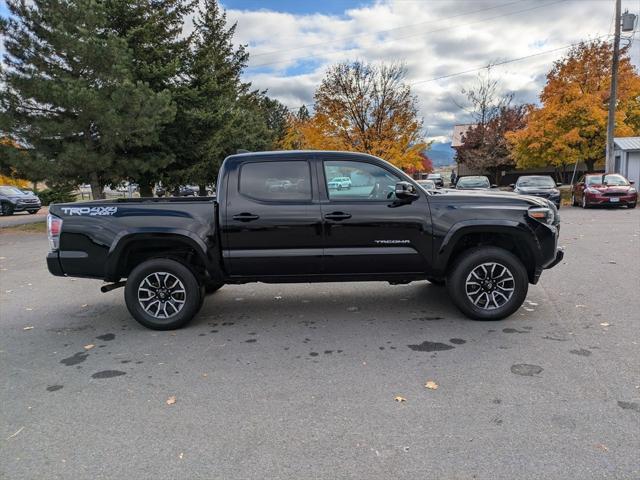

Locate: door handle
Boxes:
[232,213,260,222]
[324,212,351,220]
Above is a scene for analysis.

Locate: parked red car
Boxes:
[572,173,637,209]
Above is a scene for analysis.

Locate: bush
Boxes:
[37,184,76,206]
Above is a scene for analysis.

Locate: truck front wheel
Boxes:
[124,258,202,330]
[446,247,528,321]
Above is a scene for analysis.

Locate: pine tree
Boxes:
[104,0,193,196]
[168,0,286,193]
[0,0,174,199]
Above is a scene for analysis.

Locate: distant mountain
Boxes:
[425,142,455,167]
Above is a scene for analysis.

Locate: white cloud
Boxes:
[221,0,640,141]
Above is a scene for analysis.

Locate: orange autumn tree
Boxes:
[507,39,640,172]
[280,62,428,170]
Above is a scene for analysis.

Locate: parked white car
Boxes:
[327,176,352,190]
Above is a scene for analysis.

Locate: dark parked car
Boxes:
[572,173,637,208]
[455,176,494,190]
[155,185,198,197]
[512,175,562,208]
[0,185,42,216]
[46,150,563,330]
[426,173,444,188]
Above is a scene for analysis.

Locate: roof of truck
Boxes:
[226,150,379,161]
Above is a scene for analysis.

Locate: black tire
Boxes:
[124,258,202,330]
[28,209,40,215]
[204,281,224,295]
[571,194,578,207]
[1,203,14,216]
[628,203,636,209]
[446,247,528,321]
[426,277,445,287]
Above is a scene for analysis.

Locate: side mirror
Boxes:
[556,182,563,187]
[490,184,498,189]
[630,181,635,185]
[395,181,419,200]
[509,184,515,189]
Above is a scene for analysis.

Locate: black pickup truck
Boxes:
[47,151,563,329]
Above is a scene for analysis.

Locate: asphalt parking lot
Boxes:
[1,207,639,480]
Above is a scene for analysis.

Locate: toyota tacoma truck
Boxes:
[46,151,563,330]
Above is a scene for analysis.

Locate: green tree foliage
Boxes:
[0,0,174,199]
[167,0,287,193]
[103,0,193,196]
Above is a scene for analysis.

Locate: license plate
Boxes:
[610,197,620,203]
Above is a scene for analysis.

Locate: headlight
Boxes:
[585,187,601,194]
[629,187,637,194]
[550,189,560,196]
[528,206,555,226]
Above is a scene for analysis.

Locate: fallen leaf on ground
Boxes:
[599,322,610,327]
[25,307,33,311]
[425,380,439,390]
[178,452,184,459]
[84,344,95,350]
[81,304,88,308]
[23,326,34,330]
[202,373,208,377]
[166,396,177,405]
[394,396,406,403]
[594,443,609,452]
[575,304,586,308]
[6,427,24,440]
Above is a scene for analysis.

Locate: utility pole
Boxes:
[606,3,637,173]
[605,0,621,174]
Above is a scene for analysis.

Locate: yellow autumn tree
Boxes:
[280,62,428,170]
[507,39,640,172]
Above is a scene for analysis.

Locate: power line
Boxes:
[287,32,619,111]
[250,0,525,59]
[249,0,566,69]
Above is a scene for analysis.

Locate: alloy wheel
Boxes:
[465,262,515,310]
[137,272,186,319]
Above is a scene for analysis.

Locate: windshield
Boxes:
[586,174,629,186]
[427,174,441,179]
[457,176,490,188]
[0,186,24,196]
[516,176,555,188]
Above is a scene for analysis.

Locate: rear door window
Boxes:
[239,161,312,201]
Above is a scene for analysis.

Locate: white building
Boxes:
[614,137,640,187]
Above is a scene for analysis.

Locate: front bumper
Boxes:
[586,193,637,205]
[545,248,564,270]
[13,202,41,212]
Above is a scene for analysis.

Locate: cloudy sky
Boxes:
[219,0,640,145]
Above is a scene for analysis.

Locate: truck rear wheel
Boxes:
[446,247,528,321]
[124,258,202,330]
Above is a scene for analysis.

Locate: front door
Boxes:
[223,158,323,277]
[318,157,432,275]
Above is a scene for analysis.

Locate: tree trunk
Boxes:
[90,173,105,200]
[585,159,596,172]
[199,184,207,196]
[139,183,154,198]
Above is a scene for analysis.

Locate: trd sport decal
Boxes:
[60,206,118,216]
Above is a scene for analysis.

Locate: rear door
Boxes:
[223,157,323,277]
[318,155,432,275]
